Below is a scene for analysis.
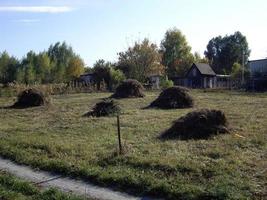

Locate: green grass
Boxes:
[0,90,266,199]
[0,171,87,200]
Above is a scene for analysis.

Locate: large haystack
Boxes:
[12,88,48,108]
[160,109,229,139]
[149,86,193,109]
[111,79,145,98]
[85,99,120,117]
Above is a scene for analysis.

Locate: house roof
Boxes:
[193,63,216,76]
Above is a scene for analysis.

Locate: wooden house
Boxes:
[184,63,217,88]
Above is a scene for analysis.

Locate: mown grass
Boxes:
[0,90,266,199]
[0,171,87,200]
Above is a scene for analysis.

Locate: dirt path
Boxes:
[0,157,160,200]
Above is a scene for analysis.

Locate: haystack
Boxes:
[149,86,193,109]
[111,79,145,98]
[12,88,48,108]
[160,109,229,139]
[85,99,120,117]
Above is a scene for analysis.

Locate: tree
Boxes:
[161,28,194,77]
[117,38,164,82]
[35,52,52,83]
[93,59,112,90]
[48,41,76,82]
[204,31,250,74]
[66,56,85,81]
[194,52,209,63]
[0,51,19,83]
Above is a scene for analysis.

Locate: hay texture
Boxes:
[161,109,229,140]
[111,79,145,98]
[85,99,121,117]
[12,88,48,108]
[149,86,193,109]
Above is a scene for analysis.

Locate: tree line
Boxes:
[0,28,250,85]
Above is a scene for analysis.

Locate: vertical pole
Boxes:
[242,50,245,85]
[117,115,122,154]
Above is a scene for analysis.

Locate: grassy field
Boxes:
[0,171,86,200]
[0,90,266,199]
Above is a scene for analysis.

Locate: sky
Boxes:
[0,0,267,66]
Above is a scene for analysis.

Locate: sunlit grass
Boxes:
[0,90,266,199]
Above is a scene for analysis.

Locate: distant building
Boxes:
[148,75,162,89]
[185,63,217,88]
[248,59,267,91]
[248,59,267,77]
[78,73,95,84]
[170,63,231,89]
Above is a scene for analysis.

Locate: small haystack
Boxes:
[12,88,48,108]
[111,79,145,98]
[85,99,121,117]
[149,86,193,109]
[160,109,229,140]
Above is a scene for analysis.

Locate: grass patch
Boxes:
[0,171,87,200]
[0,90,266,199]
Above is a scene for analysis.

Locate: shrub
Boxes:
[160,78,174,89]
[84,99,121,117]
[110,68,126,90]
[149,86,193,109]
[111,79,145,98]
[11,88,49,108]
[160,109,229,140]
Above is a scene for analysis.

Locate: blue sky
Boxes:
[0,0,267,66]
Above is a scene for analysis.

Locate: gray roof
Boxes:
[193,63,216,75]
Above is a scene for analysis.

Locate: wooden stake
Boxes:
[117,115,122,154]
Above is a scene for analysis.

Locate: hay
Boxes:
[111,79,145,98]
[12,88,48,108]
[85,99,121,117]
[149,86,193,109]
[161,109,229,140]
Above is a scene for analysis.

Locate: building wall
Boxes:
[249,59,267,77]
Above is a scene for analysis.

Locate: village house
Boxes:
[171,63,231,89]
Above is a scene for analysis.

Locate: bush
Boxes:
[11,88,49,108]
[149,86,193,109]
[84,99,120,117]
[111,79,145,98]
[160,78,174,89]
[110,68,126,90]
[160,109,229,140]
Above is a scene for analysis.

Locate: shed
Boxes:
[185,63,216,88]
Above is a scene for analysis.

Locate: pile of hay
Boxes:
[160,109,229,139]
[12,88,48,108]
[111,79,145,98]
[149,86,193,109]
[85,99,121,117]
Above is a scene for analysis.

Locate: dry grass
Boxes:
[0,90,266,199]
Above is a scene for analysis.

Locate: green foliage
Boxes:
[0,172,86,200]
[0,42,85,85]
[161,28,194,77]
[0,51,19,84]
[204,31,250,74]
[93,59,112,90]
[117,38,164,82]
[231,62,242,79]
[160,77,174,89]
[110,68,126,89]
[193,52,209,64]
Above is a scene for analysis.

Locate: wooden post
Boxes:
[117,115,122,154]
